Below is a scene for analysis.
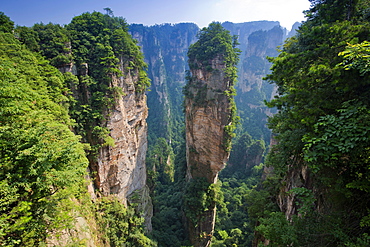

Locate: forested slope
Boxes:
[0,11,155,246]
[4,2,366,245]
[253,0,370,246]
[0,14,88,246]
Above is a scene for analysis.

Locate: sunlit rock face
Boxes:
[184,54,234,247]
[185,55,233,184]
[90,62,152,230]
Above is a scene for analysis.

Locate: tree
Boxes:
[0,30,88,246]
[255,0,370,245]
[0,12,14,33]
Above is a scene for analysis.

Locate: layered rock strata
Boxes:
[185,56,233,184]
[88,62,152,230]
[185,55,234,246]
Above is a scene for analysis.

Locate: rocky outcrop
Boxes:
[184,52,234,246]
[90,62,152,229]
[129,23,199,144]
[185,56,233,184]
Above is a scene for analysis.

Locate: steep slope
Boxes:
[225,22,286,143]
[66,12,153,229]
[129,21,287,149]
[14,12,155,245]
[254,1,370,246]
[0,20,88,246]
[129,20,292,246]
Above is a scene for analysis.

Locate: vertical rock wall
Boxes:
[90,63,152,230]
[185,56,232,184]
[129,23,199,145]
[184,55,233,246]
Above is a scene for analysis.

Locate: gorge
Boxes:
[3,1,370,246]
[0,11,291,246]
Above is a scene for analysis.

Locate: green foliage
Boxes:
[188,22,240,75]
[223,132,265,179]
[0,12,13,33]
[288,187,315,216]
[149,141,190,247]
[15,11,151,159]
[96,196,157,247]
[1,12,155,246]
[338,40,370,75]
[0,31,88,245]
[67,11,150,93]
[186,22,241,152]
[212,131,267,246]
[257,0,370,246]
[256,212,298,247]
[146,138,175,185]
[184,178,223,226]
[303,101,370,176]
[186,22,240,90]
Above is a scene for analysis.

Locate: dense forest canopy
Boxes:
[0,16,88,246]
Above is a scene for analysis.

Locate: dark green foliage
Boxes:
[150,140,190,246]
[0,12,14,33]
[146,138,174,185]
[151,182,188,247]
[16,11,151,157]
[67,11,150,93]
[188,22,240,83]
[254,0,370,245]
[211,133,266,246]
[1,11,154,246]
[184,178,223,226]
[225,133,265,179]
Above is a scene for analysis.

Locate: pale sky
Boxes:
[1,0,311,30]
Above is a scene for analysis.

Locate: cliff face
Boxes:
[185,56,232,184]
[128,21,291,246]
[129,21,288,150]
[232,25,286,143]
[89,63,152,229]
[95,69,148,200]
[184,22,241,246]
[185,55,233,247]
[129,23,199,145]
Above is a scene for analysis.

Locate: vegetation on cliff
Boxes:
[184,22,241,246]
[142,21,281,246]
[1,11,155,246]
[185,22,241,152]
[253,0,370,245]
[16,11,150,155]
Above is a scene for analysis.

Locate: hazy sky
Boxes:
[1,0,311,30]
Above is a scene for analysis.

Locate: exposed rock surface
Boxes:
[91,62,152,229]
[129,21,289,153]
[95,70,148,200]
[184,54,234,246]
[185,56,232,184]
[129,23,199,144]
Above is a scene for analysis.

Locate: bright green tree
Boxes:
[0,27,88,245]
